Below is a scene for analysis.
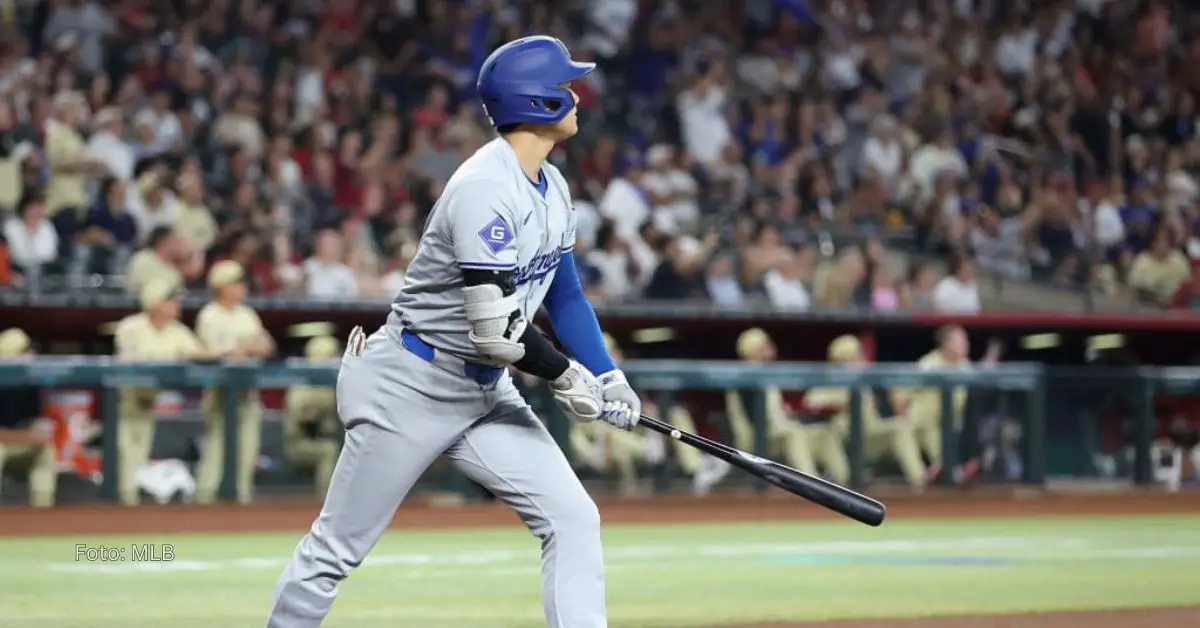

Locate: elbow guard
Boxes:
[463,283,522,337]
[460,270,569,378]
[460,268,528,365]
[462,268,522,341]
[462,283,527,365]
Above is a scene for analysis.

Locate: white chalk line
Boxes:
[27,535,1200,576]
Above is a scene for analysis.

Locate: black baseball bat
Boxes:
[639,414,887,527]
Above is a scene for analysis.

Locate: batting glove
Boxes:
[597,370,640,431]
[551,360,603,423]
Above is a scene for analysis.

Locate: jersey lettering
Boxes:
[513,248,562,287]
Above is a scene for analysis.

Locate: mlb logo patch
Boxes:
[478,215,514,255]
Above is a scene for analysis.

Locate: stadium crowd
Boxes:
[0,0,1197,313]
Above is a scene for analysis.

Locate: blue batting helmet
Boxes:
[477,36,595,129]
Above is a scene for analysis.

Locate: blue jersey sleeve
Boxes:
[543,251,616,375]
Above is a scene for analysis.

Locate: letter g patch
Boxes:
[478,215,514,255]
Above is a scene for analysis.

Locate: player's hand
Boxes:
[550,360,603,423]
[597,370,640,431]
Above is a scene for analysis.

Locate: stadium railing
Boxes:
[0,358,1077,502]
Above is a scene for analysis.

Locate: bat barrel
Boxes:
[639,414,887,527]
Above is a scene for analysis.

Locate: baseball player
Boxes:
[268,36,639,628]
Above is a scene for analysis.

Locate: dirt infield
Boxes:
[2,487,1199,536]
[3,488,1198,626]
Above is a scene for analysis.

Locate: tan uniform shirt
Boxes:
[114,312,201,404]
[284,385,338,440]
[725,386,799,445]
[45,124,89,216]
[173,202,218,252]
[125,250,183,296]
[1128,251,1190,303]
[196,302,268,407]
[899,351,969,427]
[0,156,22,210]
[805,386,883,434]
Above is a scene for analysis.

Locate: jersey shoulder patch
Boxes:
[478,214,514,254]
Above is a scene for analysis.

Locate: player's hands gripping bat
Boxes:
[551,360,604,422]
[597,370,639,430]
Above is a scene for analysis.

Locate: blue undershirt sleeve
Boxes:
[543,251,617,375]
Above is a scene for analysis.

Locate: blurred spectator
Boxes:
[0,0,1192,317]
[87,108,134,182]
[125,227,184,296]
[933,254,981,313]
[1170,265,1200,311]
[599,157,651,242]
[705,254,746,308]
[140,85,184,156]
[858,115,905,201]
[380,239,417,297]
[908,126,967,203]
[130,170,178,240]
[587,221,634,301]
[739,224,793,292]
[173,173,217,255]
[870,266,902,312]
[1081,180,1127,256]
[1128,228,1191,307]
[816,247,867,309]
[304,228,357,298]
[1029,180,1081,284]
[970,206,1031,281]
[643,229,719,301]
[46,91,108,250]
[762,249,812,312]
[677,60,733,172]
[212,94,266,160]
[43,0,114,76]
[0,101,36,214]
[75,178,137,275]
[3,194,57,276]
[901,262,938,310]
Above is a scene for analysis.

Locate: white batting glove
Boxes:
[597,370,640,431]
[550,360,603,423]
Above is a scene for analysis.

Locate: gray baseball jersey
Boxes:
[269,136,609,628]
[389,137,576,360]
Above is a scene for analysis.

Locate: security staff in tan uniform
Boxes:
[893,325,1000,480]
[194,260,276,504]
[0,328,57,507]
[113,280,219,505]
[806,335,926,490]
[725,328,849,484]
[284,333,342,499]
